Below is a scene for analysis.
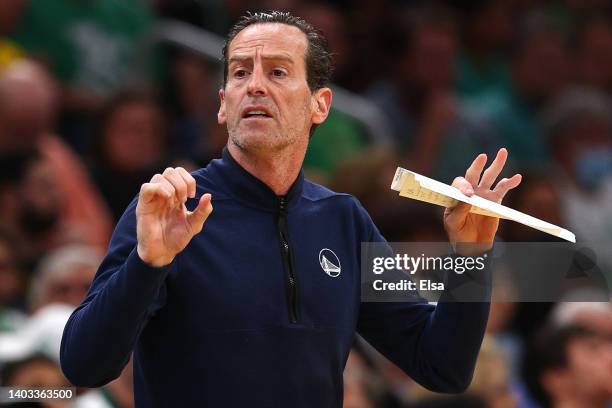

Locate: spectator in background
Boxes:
[466,336,516,408]
[574,18,612,94]
[301,105,368,182]
[327,147,399,217]
[1,352,128,408]
[0,245,102,364]
[410,336,515,407]
[15,156,68,261]
[346,0,402,92]
[0,0,26,69]
[550,296,612,338]
[89,92,170,221]
[1,354,71,408]
[543,87,612,244]
[452,0,515,107]
[166,50,226,167]
[502,173,565,241]
[522,325,612,408]
[295,2,369,180]
[28,245,101,313]
[294,2,353,90]
[488,15,571,169]
[0,245,133,408]
[12,0,155,113]
[11,0,158,153]
[366,5,500,183]
[0,60,112,258]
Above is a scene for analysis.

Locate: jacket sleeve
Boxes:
[60,197,170,387]
[355,201,491,393]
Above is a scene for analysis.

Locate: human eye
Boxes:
[233,68,249,79]
[271,68,287,78]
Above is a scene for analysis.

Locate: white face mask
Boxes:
[574,148,612,191]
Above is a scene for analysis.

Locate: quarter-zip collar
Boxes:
[208,146,305,212]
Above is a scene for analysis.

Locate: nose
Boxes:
[247,63,267,96]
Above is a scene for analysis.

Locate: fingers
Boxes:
[478,148,508,190]
[176,167,196,199]
[152,173,178,204]
[187,193,213,233]
[464,153,487,187]
[493,173,522,201]
[140,174,174,204]
[452,176,475,196]
[140,167,196,207]
[163,167,190,203]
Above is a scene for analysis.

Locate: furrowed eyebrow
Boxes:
[228,54,294,65]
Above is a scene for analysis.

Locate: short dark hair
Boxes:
[221,11,333,92]
[93,90,167,164]
[1,353,59,386]
[522,325,597,408]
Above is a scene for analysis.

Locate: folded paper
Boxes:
[391,167,576,243]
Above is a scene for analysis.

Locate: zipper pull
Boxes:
[278,196,287,213]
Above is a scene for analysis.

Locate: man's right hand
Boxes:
[136,167,213,267]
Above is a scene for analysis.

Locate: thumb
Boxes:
[444,202,471,231]
[187,193,213,234]
[445,176,474,230]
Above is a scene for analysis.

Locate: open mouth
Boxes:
[242,108,272,119]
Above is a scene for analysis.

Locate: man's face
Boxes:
[46,264,96,308]
[218,23,329,153]
[405,27,457,91]
[514,33,570,101]
[579,24,612,89]
[562,335,612,400]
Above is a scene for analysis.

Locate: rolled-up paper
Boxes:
[391,167,576,243]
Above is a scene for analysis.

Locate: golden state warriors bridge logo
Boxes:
[319,248,341,277]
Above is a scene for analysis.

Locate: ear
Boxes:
[311,87,332,125]
[217,88,226,125]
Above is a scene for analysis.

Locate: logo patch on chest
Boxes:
[319,248,341,277]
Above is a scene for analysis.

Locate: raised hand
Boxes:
[136,167,213,267]
[444,148,521,252]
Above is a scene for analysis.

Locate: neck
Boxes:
[227,139,307,196]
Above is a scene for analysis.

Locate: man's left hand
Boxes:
[444,148,522,252]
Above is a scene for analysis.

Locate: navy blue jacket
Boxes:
[60,148,491,407]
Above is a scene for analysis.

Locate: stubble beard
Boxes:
[228,125,288,153]
[228,112,309,155]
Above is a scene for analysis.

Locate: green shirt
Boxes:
[13,0,154,96]
[489,91,550,168]
[304,109,367,177]
[455,53,512,116]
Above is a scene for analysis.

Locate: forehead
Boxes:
[228,23,308,61]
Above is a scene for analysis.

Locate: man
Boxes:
[60,11,521,407]
[0,60,113,253]
[523,325,612,408]
[365,7,500,184]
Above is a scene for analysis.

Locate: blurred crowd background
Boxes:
[0,0,611,407]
